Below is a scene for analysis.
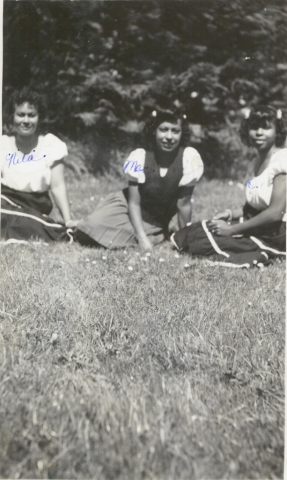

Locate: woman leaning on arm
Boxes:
[75,106,204,251]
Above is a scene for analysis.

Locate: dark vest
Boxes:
[124,147,184,228]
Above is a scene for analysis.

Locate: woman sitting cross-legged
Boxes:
[171,105,286,268]
[75,107,204,251]
[1,88,79,244]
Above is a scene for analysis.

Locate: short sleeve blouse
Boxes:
[1,133,68,193]
[246,148,287,221]
[123,147,204,186]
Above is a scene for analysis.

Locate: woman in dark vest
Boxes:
[75,107,204,251]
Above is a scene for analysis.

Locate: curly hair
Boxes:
[6,87,45,120]
[143,107,190,150]
[240,105,286,147]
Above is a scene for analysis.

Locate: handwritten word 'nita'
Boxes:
[6,150,46,168]
[123,160,155,174]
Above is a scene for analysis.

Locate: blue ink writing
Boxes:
[246,179,258,189]
[6,149,46,168]
[123,160,155,174]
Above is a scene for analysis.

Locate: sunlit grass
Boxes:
[0,159,284,479]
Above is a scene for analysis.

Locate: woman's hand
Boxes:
[65,219,80,228]
[128,183,154,252]
[138,235,153,252]
[212,210,230,221]
[219,175,286,237]
[208,219,234,236]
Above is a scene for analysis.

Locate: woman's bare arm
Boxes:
[230,174,286,234]
[128,183,153,251]
[209,174,286,236]
[177,193,192,229]
[50,161,75,226]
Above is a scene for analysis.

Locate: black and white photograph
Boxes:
[0,1,286,478]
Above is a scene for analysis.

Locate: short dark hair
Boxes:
[7,87,45,119]
[240,105,286,147]
[143,107,190,150]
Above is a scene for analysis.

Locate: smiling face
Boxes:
[248,120,276,152]
[13,102,39,138]
[155,120,182,153]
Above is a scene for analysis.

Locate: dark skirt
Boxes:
[171,218,286,268]
[75,190,167,249]
[1,184,73,244]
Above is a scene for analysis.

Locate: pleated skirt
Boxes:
[75,190,165,249]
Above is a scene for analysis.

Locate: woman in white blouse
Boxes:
[1,88,78,242]
[172,106,286,268]
[75,107,204,251]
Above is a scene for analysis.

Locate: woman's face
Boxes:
[13,102,39,137]
[248,120,276,152]
[155,119,182,153]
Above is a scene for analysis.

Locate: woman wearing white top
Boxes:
[1,88,78,243]
[171,106,286,268]
[75,107,204,251]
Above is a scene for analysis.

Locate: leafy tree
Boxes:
[3,0,287,176]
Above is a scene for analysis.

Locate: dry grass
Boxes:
[0,153,285,479]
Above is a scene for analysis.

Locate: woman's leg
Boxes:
[75,191,165,249]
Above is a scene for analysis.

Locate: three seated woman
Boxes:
[1,89,286,268]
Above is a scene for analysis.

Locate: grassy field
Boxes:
[0,148,285,479]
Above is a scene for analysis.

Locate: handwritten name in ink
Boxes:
[123,160,155,174]
[6,150,46,168]
[246,178,258,189]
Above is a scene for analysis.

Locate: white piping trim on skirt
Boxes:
[170,232,179,250]
[1,195,20,208]
[201,220,230,258]
[66,229,74,244]
[0,208,64,228]
[249,236,286,255]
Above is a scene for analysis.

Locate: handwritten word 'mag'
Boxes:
[246,178,258,189]
[6,150,46,168]
[123,160,155,175]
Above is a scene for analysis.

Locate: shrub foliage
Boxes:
[3,0,287,176]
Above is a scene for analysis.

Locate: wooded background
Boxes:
[3,0,287,177]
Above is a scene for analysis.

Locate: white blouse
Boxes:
[123,147,204,186]
[1,133,68,193]
[246,148,287,221]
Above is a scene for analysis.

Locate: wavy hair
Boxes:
[240,105,286,147]
[5,88,46,131]
[143,107,190,150]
